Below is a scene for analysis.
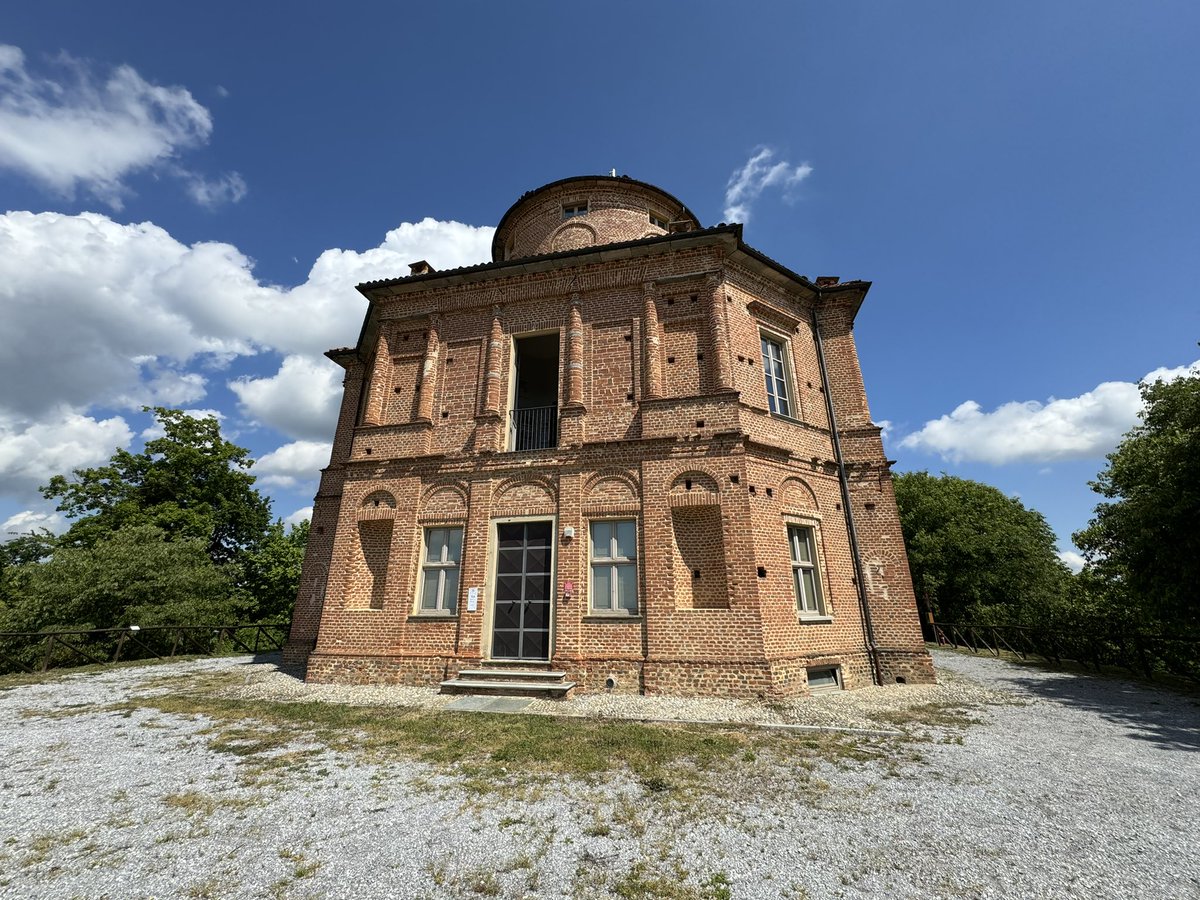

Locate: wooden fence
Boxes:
[0,623,289,675]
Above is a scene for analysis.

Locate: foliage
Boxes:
[893,471,1072,625]
[0,525,237,634]
[238,520,310,623]
[1074,372,1200,638]
[41,407,273,564]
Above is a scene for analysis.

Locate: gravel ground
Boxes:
[1,650,1197,899]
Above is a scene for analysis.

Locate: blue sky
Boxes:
[2,2,1197,568]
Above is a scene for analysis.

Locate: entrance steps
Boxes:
[440,667,576,699]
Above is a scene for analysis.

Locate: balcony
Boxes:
[510,405,558,451]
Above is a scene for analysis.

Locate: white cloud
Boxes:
[723,146,813,224]
[1057,550,1085,574]
[0,210,494,426]
[0,44,240,208]
[2,508,66,537]
[284,506,312,529]
[253,440,332,490]
[182,171,247,209]
[899,360,1200,465]
[0,410,132,500]
[229,355,342,441]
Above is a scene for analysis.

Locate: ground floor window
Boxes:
[419,526,462,613]
[590,520,638,613]
[788,524,825,616]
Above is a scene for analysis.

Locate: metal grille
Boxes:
[511,405,558,451]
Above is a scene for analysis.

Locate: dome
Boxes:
[491,175,702,262]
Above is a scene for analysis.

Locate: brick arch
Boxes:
[668,469,719,494]
[361,490,396,509]
[358,489,397,521]
[781,476,820,512]
[493,475,557,513]
[420,482,468,520]
[550,221,597,253]
[583,469,640,505]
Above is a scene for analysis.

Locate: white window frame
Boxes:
[418,526,463,614]
[760,330,795,418]
[588,519,639,614]
[788,523,826,617]
[562,202,589,219]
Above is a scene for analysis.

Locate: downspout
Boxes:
[812,301,883,687]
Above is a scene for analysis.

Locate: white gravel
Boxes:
[0,650,1197,899]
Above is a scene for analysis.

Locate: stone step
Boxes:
[455,668,568,683]
[439,678,576,699]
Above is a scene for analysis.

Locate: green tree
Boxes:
[42,408,273,564]
[238,519,310,622]
[893,471,1072,625]
[1074,372,1199,637]
[1,525,237,634]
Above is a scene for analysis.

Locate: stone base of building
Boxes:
[281,640,314,671]
[303,646,937,699]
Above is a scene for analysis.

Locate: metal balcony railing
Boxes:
[510,405,558,451]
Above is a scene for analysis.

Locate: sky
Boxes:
[2,2,1197,570]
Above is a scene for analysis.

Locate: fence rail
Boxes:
[932,621,1199,682]
[510,405,557,452]
[0,623,289,675]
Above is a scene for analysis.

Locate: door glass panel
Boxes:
[525,602,548,629]
[495,574,523,602]
[523,631,547,660]
[492,630,519,659]
[526,546,549,572]
[524,574,547,602]
[498,524,525,548]
[498,547,525,574]
[525,521,552,544]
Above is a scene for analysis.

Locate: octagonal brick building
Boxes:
[283,174,935,698]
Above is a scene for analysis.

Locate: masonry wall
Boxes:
[290,200,934,697]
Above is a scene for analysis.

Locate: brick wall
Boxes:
[288,178,934,697]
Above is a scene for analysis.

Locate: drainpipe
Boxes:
[811,301,883,687]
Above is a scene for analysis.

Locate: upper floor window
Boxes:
[761,333,793,417]
[419,526,462,614]
[562,202,589,219]
[649,213,668,229]
[788,524,825,617]
[590,520,638,613]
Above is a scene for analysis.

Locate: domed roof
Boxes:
[491,174,702,262]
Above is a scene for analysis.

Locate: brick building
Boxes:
[282,174,934,698]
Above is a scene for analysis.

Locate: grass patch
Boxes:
[874,702,984,729]
[22,828,87,867]
[0,654,210,691]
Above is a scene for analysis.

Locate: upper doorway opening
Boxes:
[509,333,559,451]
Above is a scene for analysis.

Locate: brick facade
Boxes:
[283,174,935,698]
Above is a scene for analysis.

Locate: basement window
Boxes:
[562,202,589,219]
[807,666,842,693]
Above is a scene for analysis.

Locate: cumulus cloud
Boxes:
[182,171,247,209]
[1057,550,1086,574]
[0,210,494,426]
[723,146,813,224]
[284,506,313,529]
[0,44,241,208]
[899,360,1200,465]
[253,440,331,490]
[229,355,342,441]
[0,410,132,500]
[2,508,66,537]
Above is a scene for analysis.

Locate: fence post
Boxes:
[113,631,127,663]
[40,635,54,672]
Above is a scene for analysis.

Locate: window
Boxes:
[807,666,841,692]
[418,527,462,613]
[562,202,588,219]
[788,524,825,616]
[590,520,638,613]
[761,334,793,417]
[649,212,668,229]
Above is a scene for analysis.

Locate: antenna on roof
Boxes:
[610,168,617,177]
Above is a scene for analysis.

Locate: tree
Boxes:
[42,408,273,564]
[0,525,237,634]
[893,471,1072,625]
[1074,372,1199,637]
[238,519,310,622]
